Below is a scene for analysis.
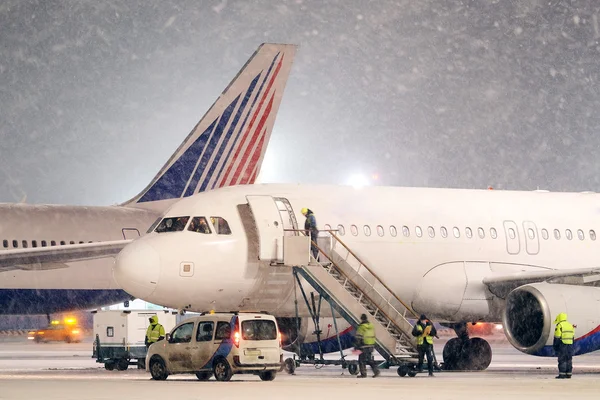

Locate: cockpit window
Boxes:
[155,216,190,233]
[188,217,211,234]
[147,217,162,234]
[210,217,232,235]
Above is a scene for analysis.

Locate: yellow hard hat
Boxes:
[301,207,308,215]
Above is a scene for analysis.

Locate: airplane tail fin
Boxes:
[124,43,296,205]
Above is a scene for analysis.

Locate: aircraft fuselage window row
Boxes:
[153,216,232,235]
[2,239,94,249]
[320,224,597,242]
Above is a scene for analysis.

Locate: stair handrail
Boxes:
[322,230,418,319]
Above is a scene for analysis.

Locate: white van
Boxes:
[146,312,282,381]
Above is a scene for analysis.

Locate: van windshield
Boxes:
[241,320,277,340]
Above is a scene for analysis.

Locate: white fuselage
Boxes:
[114,184,600,322]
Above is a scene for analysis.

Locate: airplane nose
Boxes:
[113,240,160,299]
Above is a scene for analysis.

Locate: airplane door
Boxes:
[246,195,284,261]
[522,221,540,255]
[503,220,521,255]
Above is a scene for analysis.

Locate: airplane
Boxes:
[113,182,600,371]
[0,43,297,315]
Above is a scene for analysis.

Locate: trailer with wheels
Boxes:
[92,309,179,371]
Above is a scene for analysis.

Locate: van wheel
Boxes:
[259,371,277,381]
[213,359,232,382]
[150,358,168,381]
[195,372,212,381]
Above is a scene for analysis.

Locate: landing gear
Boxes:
[442,323,492,371]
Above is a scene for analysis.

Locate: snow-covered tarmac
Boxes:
[1,335,600,399]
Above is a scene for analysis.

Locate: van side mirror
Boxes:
[165,333,171,342]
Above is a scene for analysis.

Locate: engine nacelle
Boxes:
[276,317,355,355]
[503,283,600,356]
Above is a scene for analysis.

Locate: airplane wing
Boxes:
[0,240,131,272]
[483,267,600,297]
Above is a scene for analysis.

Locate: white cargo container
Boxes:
[92,309,179,371]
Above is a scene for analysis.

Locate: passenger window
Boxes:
[577,229,584,240]
[440,227,448,238]
[79,241,84,244]
[171,322,194,344]
[351,225,358,236]
[2,240,7,248]
[376,225,385,237]
[478,227,485,239]
[428,226,435,238]
[32,240,37,248]
[12,240,18,248]
[210,217,232,235]
[415,226,422,238]
[196,321,214,342]
[70,241,75,245]
[528,228,535,240]
[590,230,597,241]
[389,225,397,237]
[155,216,190,233]
[453,227,460,238]
[508,228,516,240]
[565,229,572,240]
[147,217,162,234]
[466,227,473,239]
[554,229,561,240]
[215,322,232,340]
[60,241,66,245]
[187,217,211,234]
[51,240,56,246]
[22,240,28,248]
[402,226,410,237]
[41,240,47,247]
[541,229,549,240]
[490,228,497,239]
[363,225,371,236]
[337,225,345,236]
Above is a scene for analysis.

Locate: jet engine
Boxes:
[503,283,600,356]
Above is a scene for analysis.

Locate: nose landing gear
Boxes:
[442,323,492,371]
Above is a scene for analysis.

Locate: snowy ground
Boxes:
[1,334,600,399]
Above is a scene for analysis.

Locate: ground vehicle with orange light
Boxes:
[146,312,282,381]
[28,318,82,343]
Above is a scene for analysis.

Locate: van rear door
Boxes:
[238,315,281,365]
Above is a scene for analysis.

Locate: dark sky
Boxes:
[1,0,599,205]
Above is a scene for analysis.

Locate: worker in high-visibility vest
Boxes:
[553,312,575,379]
[411,314,437,376]
[354,314,380,378]
[145,315,166,348]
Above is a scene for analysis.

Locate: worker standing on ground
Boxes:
[553,312,575,379]
[412,314,437,376]
[355,314,380,378]
[301,207,319,260]
[145,315,165,348]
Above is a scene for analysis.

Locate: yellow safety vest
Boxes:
[146,323,165,343]
[554,321,574,345]
[416,324,434,345]
[356,322,376,346]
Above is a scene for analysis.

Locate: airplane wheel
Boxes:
[467,338,492,371]
[348,364,359,375]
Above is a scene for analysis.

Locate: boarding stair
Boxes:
[290,231,420,365]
